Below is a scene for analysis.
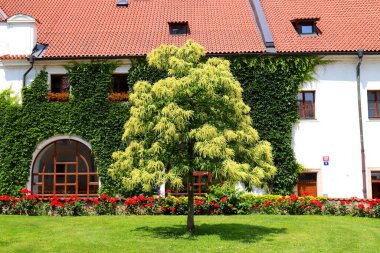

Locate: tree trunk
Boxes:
[187,171,195,233]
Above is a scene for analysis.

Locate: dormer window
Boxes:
[292,18,320,37]
[169,22,189,35]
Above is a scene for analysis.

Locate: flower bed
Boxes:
[1,189,379,218]
[108,92,128,102]
[47,92,70,102]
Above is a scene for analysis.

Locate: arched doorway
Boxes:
[31,139,99,197]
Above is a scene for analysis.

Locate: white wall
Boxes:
[293,55,380,198]
[0,14,37,56]
[0,59,132,98]
[0,60,30,97]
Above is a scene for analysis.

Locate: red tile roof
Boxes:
[0,0,265,58]
[260,0,380,53]
[0,54,28,60]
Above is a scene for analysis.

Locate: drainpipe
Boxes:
[23,55,35,87]
[356,49,367,198]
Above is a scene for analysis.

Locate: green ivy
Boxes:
[127,56,322,195]
[0,62,130,196]
[127,59,167,85]
[0,57,321,196]
[230,56,323,195]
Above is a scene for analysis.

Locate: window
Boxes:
[169,22,189,35]
[298,91,315,119]
[368,91,380,118]
[292,19,319,36]
[371,171,380,199]
[167,172,212,196]
[112,74,129,93]
[51,75,70,93]
[31,139,98,197]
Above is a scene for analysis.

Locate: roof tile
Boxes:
[0,0,265,58]
[260,0,380,53]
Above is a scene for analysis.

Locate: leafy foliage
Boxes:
[126,55,322,195]
[0,62,130,196]
[230,56,323,194]
[110,40,276,193]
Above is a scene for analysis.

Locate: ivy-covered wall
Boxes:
[0,57,321,196]
[230,57,322,195]
[128,57,322,195]
[0,62,129,196]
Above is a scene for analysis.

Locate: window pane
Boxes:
[299,173,317,182]
[61,76,70,93]
[51,75,62,92]
[304,92,314,101]
[299,91,315,119]
[368,91,376,101]
[368,91,378,118]
[112,75,129,92]
[305,101,314,118]
[369,109,376,118]
[170,26,187,35]
[301,25,313,34]
[372,172,380,180]
[169,23,188,35]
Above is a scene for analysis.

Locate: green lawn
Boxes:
[0,215,379,253]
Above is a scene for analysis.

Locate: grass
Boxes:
[0,215,379,253]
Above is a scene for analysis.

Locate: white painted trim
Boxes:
[7,14,36,24]
[27,135,97,191]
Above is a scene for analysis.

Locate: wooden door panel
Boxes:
[298,181,317,197]
[372,183,380,199]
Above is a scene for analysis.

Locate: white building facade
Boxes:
[1,0,380,199]
[294,55,380,198]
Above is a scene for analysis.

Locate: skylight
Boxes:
[291,18,320,37]
[116,0,128,7]
[169,22,189,35]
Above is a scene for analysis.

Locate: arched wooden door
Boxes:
[31,139,99,197]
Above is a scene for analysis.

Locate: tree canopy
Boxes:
[110,40,276,194]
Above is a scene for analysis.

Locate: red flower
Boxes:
[310,199,322,208]
[221,197,228,202]
[214,203,220,208]
[301,205,305,209]
[357,204,365,210]
[138,195,147,202]
[108,92,128,102]
[169,207,175,211]
[195,199,203,206]
[100,194,108,200]
[20,188,31,194]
